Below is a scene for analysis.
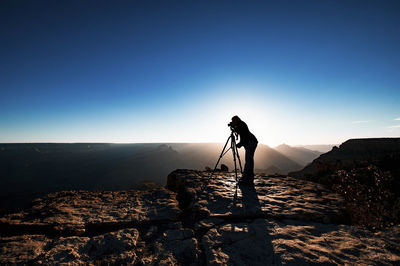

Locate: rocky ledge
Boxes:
[1,170,399,265]
[290,138,400,228]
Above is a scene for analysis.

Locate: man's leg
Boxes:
[243,142,257,183]
[246,142,257,182]
[243,147,250,180]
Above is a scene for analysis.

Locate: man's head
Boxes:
[231,115,241,126]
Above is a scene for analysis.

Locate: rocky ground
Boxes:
[1,169,399,265]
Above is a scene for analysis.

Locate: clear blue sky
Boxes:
[1,0,399,145]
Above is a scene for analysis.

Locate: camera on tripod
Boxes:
[227,122,236,134]
[209,123,243,181]
[227,122,239,140]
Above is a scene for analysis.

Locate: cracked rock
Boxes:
[0,188,181,235]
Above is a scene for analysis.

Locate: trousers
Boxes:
[242,141,257,182]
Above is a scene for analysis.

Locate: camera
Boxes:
[228,122,233,127]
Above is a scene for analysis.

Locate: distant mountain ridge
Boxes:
[275,144,322,166]
[295,144,336,153]
[159,143,303,174]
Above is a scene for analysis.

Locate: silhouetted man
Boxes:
[230,116,258,184]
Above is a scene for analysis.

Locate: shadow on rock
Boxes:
[206,183,278,265]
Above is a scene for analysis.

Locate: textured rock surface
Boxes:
[270,220,400,265]
[0,229,140,264]
[167,169,347,224]
[39,228,139,264]
[202,218,400,265]
[0,188,180,235]
[1,169,399,265]
[0,235,48,264]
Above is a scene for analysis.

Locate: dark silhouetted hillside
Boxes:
[290,138,400,228]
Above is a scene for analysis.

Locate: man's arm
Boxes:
[231,125,242,148]
[235,121,248,148]
[235,129,243,148]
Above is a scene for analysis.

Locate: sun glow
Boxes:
[187,86,286,147]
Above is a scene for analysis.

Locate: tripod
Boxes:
[210,128,243,182]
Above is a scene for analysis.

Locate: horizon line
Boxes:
[0,141,338,146]
[3,138,397,146]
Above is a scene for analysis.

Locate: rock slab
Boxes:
[0,188,181,235]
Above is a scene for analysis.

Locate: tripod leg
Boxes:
[210,135,231,177]
[231,136,238,182]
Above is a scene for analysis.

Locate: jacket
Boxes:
[233,120,258,147]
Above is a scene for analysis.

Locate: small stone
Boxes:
[163,229,193,241]
[144,225,158,239]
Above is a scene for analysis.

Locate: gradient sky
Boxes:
[1,0,399,146]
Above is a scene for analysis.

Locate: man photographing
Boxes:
[229,116,258,184]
